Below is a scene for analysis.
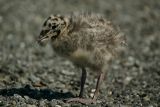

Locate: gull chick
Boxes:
[37,13,126,104]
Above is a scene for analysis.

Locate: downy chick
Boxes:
[37,13,126,104]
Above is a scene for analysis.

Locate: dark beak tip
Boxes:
[37,38,43,46]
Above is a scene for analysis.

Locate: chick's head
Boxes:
[38,15,69,46]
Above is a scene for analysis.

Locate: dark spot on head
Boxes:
[51,31,59,39]
[40,31,44,36]
[56,30,61,35]
[52,25,57,29]
[40,30,50,36]
[99,18,105,23]
[43,21,47,26]
[47,16,51,20]
[59,16,64,20]
[45,29,50,33]
[63,21,66,26]
[48,23,52,27]
[51,30,61,40]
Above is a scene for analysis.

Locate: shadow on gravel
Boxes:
[0,85,74,101]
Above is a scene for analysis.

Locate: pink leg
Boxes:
[92,72,105,100]
[66,70,105,105]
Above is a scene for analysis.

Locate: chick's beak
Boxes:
[37,30,50,46]
[37,36,49,46]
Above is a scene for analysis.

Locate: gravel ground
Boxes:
[0,0,160,107]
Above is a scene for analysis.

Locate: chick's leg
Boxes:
[79,68,87,97]
[92,71,105,100]
[66,70,104,105]
[66,68,88,104]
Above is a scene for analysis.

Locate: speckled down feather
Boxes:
[39,12,126,71]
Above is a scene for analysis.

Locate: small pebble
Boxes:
[14,94,22,99]
[39,99,48,107]
[11,101,16,106]
[148,105,154,107]
[27,104,37,107]
[91,89,96,93]
[20,42,25,49]
[55,105,62,107]
[143,96,150,101]
[61,69,75,76]
[24,96,30,101]
[97,100,102,103]
[108,91,112,95]
[90,93,94,98]
[124,76,132,85]
[124,56,135,66]
[90,89,96,97]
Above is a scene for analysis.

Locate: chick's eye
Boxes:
[52,25,57,29]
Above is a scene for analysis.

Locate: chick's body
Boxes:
[38,13,125,104]
[51,13,123,70]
